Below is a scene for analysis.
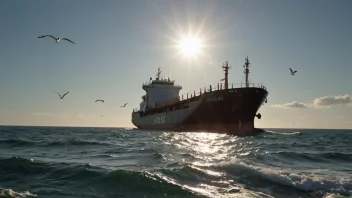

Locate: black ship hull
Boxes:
[132,86,268,135]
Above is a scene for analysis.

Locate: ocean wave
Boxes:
[88,170,194,197]
[162,164,224,178]
[1,156,350,198]
[0,139,35,146]
[0,157,195,197]
[156,164,299,197]
[0,138,110,148]
[45,139,109,147]
[53,164,196,197]
[214,161,352,197]
[180,153,198,159]
[0,188,37,198]
[0,156,55,177]
[1,127,351,198]
[0,156,35,164]
[270,151,352,163]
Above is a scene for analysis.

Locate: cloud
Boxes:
[271,101,308,109]
[272,94,352,109]
[31,112,54,116]
[312,95,352,107]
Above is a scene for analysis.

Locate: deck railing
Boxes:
[175,83,266,103]
[133,83,267,112]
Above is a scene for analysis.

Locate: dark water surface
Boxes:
[0,126,351,198]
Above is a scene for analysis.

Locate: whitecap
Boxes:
[0,188,37,198]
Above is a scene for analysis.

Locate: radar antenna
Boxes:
[222,61,231,89]
[243,56,250,87]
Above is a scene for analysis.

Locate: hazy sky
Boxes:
[0,0,351,129]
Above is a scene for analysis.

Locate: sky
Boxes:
[0,0,351,129]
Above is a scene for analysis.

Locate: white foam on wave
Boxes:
[216,160,352,196]
[265,130,301,135]
[323,193,351,198]
[122,127,134,131]
[0,188,37,198]
[152,170,275,198]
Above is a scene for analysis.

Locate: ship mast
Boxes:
[222,61,230,89]
[243,56,250,87]
[156,67,161,80]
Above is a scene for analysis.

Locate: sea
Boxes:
[0,126,351,198]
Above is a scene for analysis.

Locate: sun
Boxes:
[178,36,203,57]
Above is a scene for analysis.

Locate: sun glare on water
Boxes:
[178,36,203,57]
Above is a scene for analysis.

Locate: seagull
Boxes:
[289,68,297,76]
[95,100,104,103]
[38,35,75,44]
[120,103,128,108]
[54,91,69,99]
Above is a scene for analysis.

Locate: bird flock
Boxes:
[40,34,296,113]
[39,34,128,110]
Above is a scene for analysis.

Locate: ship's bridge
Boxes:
[141,68,182,109]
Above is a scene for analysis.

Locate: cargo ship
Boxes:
[131,56,268,134]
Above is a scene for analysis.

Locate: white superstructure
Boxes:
[139,68,182,111]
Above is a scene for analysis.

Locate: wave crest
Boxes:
[0,188,37,198]
[265,130,302,135]
[216,161,352,196]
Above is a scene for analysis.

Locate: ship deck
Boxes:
[132,82,267,115]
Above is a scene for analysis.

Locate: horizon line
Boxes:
[0,124,351,130]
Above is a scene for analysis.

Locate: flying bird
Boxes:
[38,35,75,44]
[95,100,104,103]
[289,68,297,76]
[120,103,128,108]
[54,91,69,99]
